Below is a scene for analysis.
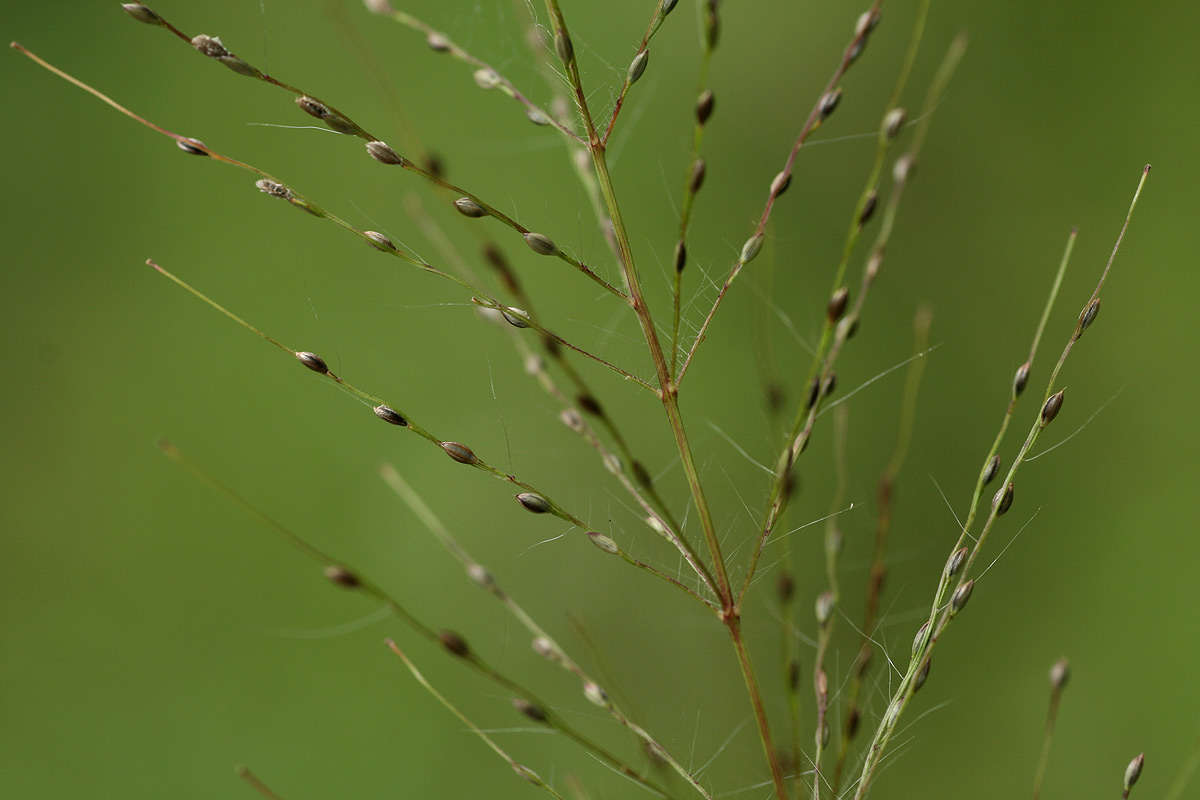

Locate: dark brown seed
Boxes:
[827,287,850,322]
[806,377,821,411]
[777,572,795,604]
[512,698,548,723]
[121,3,163,24]
[846,708,861,738]
[191,34,228,58]
[994,482,1015,515]
[674,240,687,273]
[576,394,603,417]
[858,190,878,226]
[365,140,405,165]
[787,659,800,691]
[373,404,407,427]
[454,197,487,218]
[323,564,360,588]
[689,159,706,193]
[631,460,653,490]
[819,88,842,120]
[1013,361,1031,397]
[821,372,837,400]
[423,153,445,179]
[1041,390,1065,425]
[176,138,207,156]
[696,89,715,124]
[516,492,551,513]
[662,0,679,16]
[438,630,470,658]
[554,31,573,64]
[295,351,328,374]
[982,455,1000,486]
[441,442,477,465]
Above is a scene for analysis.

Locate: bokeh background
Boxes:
[3,1,1196,798]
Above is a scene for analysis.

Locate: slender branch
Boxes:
[386,642,567,800]
[381,468,716,798]
[853,164,1151,800]
[737,32,966,609]
[109,8,628,299]
[541,2,784,797]
[675,3,884,384]
[600,0,680,146]
[236,766,285,800]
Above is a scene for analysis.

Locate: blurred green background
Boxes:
[2,1,1196,798]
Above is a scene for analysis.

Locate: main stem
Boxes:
[590,87,788,800]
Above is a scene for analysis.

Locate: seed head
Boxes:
[662,0,679,17]
[366,140,405,165]
[323,564,360,588]
[627,49,649,85]
[819,88,843,120]
[176,137,207,156]
[453,197,487,218]
[893,153,915,183]
[816,718,831,748]
[512,698,548,723]
[255,178,292,200]
[912,620,930,655]
[1041,390,1065,426]
[295,96,359,134]
[689,158,707,193]
[438,630,470,658]
[441,441,477,465]
[515,492,551,514]
[982,454,1000,486]
[674,240,687,273]
[583,682,609,707]
[466,563,494,589]
[827,287,850,322]
[373,404,407,427]
[191,34,228,58]
[121,3,163,25]
[523,232,558,256]
[1049,657,1070,691]
[361,231,396,253]
[821,372,837,400]
[855,9,880,38]
[846,709,861,738]
[426,32,451,52]
[770,171,792,197]
[531,636,558,660]
[295,351,329,374]
[858,190,878,226]
[512,764,540,784]
[1013,360,1031,397]
[501,308,530,329]
[914,656,932,692]
[883,107,907,139]
[704,0,720,49]
[1124,753,1144,793]
[951,579,975,612]
[993,482,1015,515]
[576,394,603,417]
[554,31,573,64]
[815,591,835,626]
[741,233,764,264]
[587,531,619,555]
[945,546,968,577]
[559,409,585,433]
[1077,298,1101,338]
[525,108,551,126]
[696,89,715,124]
[473,68,500,90]
[363,0,394,13]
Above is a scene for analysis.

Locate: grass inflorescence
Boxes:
[11,2,1169,798]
